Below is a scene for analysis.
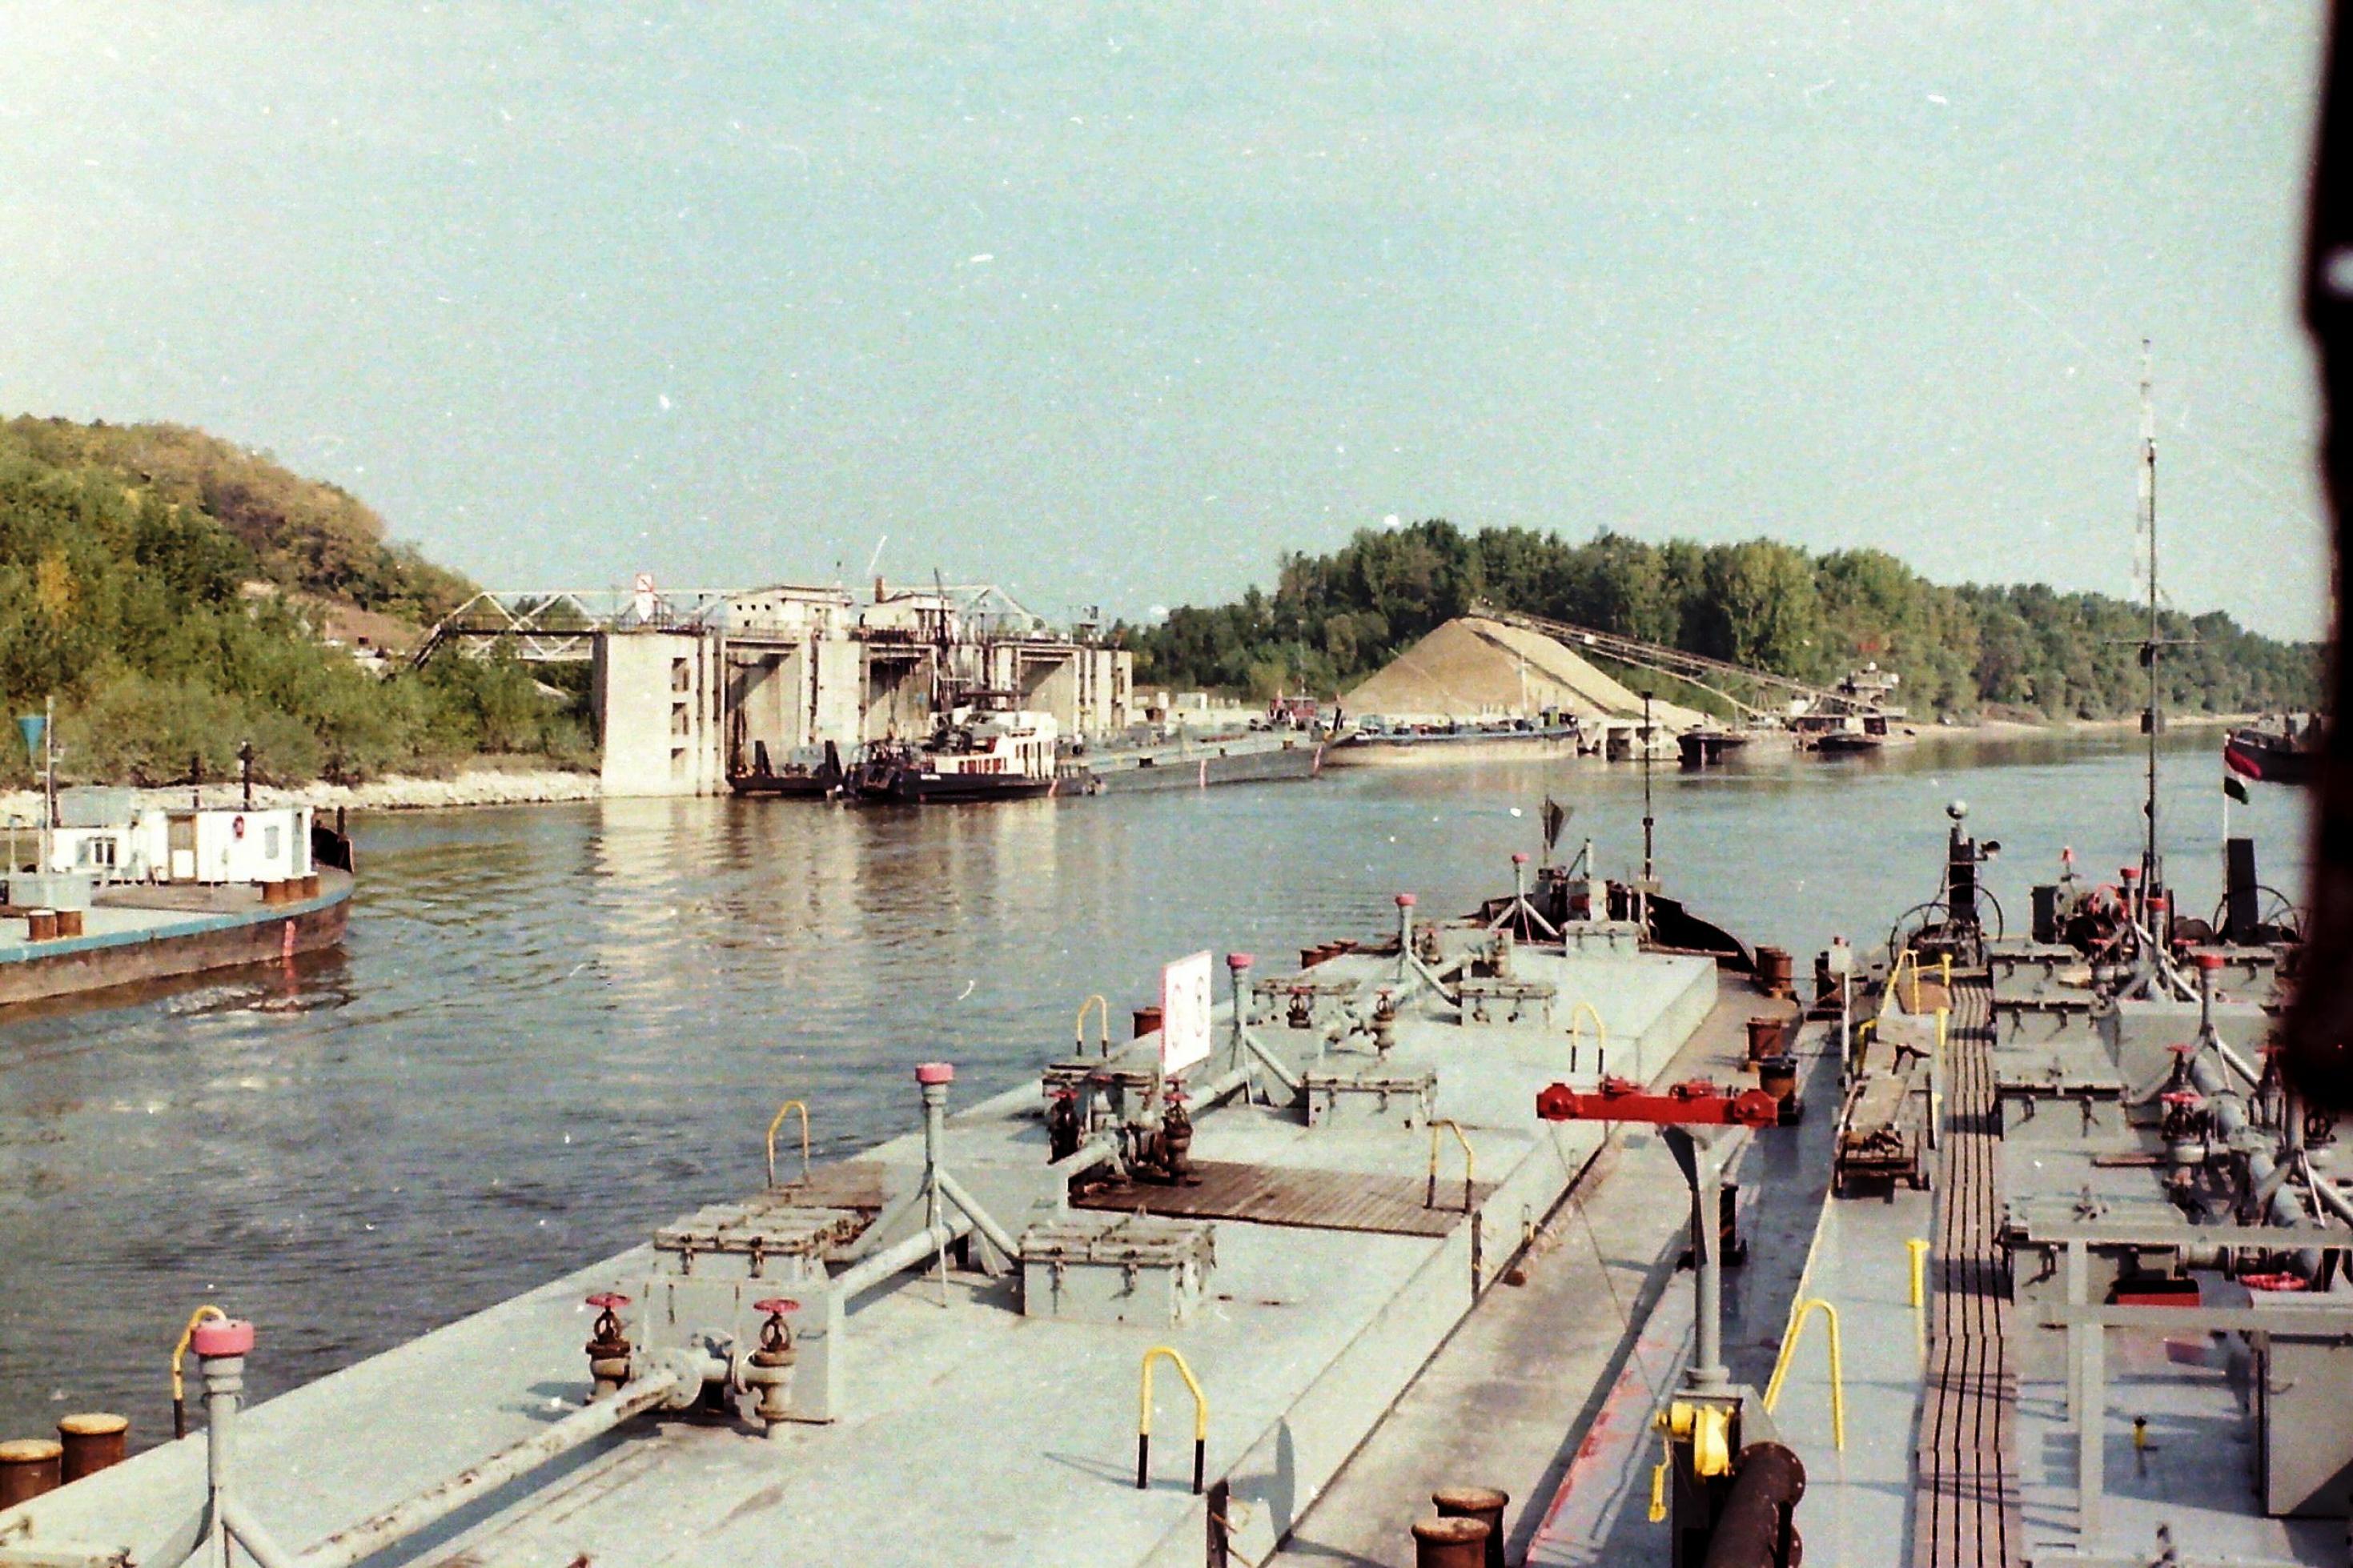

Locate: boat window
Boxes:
[265,824,282,859]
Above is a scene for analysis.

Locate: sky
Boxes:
[0,2,2335,638]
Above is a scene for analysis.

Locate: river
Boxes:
[0,730,2311,1448]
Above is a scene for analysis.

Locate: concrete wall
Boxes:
[595,630,725,796]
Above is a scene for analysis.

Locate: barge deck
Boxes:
[0,878,1725,1568]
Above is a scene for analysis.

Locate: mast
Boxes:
[2139,341,2162,894]
[1640,689,1656,886]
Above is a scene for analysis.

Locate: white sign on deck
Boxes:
[1159,950,1215,1077]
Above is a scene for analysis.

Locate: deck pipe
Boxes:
[1226,953,1304,1097]
[1697,1443,1806,1568]
[295,1364,697,1568]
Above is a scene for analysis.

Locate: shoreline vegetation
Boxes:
[1124,520,2323,720]
[0,419,2317,808]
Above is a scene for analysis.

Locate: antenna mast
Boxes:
[2139,341,2162,894]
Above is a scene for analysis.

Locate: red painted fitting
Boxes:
[1395,892,1417,908]
[2194,952,2226,972]
[915,1062,955,1085]
[190,1319,255,1358]
[1228,952,1254,969]
[2121,865,2140,880]
[1511,852,1529,864]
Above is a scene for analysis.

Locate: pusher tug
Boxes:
[0,838,1820,1568]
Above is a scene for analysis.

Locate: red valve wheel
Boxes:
[585,1292,630,1310]
[752,1298,801,1315]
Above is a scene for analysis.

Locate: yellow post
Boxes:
[1908,1237,1931,1358]
[1761,1297,1846,1451]
[1940,953,1952,990]
[1137,1345,1209,1494]
[1075,994,1110,1058]
[1427,1118,1476,1212]
[765,1099,811,1189]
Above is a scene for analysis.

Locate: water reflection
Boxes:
[0,731,2308,1446]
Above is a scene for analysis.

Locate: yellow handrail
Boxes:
[765,1099,811,1189]
[1566,1000,1608,1072]
[170,1304,227,1439]
[1427,1117,1476,1212]
[1137,1345,1209,1494]
[1075,993,1110,1057]
[1761,1297,1846,1450]
[1892,948,1921,1013]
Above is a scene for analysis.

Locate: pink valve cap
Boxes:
[1227,952,1254,969]
[1395,892,1417,908]
[1512,852,1530,864]
[915,1061,955,1085]
[191,1319,255,1357]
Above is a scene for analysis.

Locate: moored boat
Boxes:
[849,705,1060,803]
[727,740,845,799]
[2,790,353,1006]
[2223,719,2325,784]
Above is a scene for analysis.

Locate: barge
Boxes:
[1058,731,1324,795]
[0,848,1782,1568]
[1,792,352,1007]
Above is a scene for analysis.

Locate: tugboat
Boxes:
[849,703,1060,803]
[2223,714,2326,784]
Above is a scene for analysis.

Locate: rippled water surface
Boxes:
[0,732,2311,1446]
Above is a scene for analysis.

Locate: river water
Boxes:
[0,731,2311,1449]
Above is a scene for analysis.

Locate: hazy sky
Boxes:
[0,2,2334,637]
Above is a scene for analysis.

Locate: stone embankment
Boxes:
[0,767,600,821]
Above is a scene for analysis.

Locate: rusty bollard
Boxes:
[0,1438,62,1506]
[1411,1514,1491,1568]
[1756,945,1793,998]
[56,1414,128,1482]
[1432,1486,1508,1568]
[1745,1016,1788,1062]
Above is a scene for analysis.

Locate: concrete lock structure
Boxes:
[591,581,1134,797]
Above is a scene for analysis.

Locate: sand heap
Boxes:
[1341,616,1711,729]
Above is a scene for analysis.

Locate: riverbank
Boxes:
[0,765,600,822]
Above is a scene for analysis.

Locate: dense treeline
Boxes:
[1127,521,2323,720]
[0,417,588,784]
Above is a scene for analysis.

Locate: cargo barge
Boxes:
[1059,732,1324,795]
[0,847,1790,1567]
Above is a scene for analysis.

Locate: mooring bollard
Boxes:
[1431,1485,1508,1568]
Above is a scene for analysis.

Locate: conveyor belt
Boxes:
[1913,974,2023,1568]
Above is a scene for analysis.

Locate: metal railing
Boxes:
[1136,1346,1209,1494]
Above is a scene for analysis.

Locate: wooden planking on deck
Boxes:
[1075,1159,1496,1237]
[1911,974,2024,1568]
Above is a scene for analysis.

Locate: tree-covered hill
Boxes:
[0,416,586,785]
[1126,521,2323,720]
